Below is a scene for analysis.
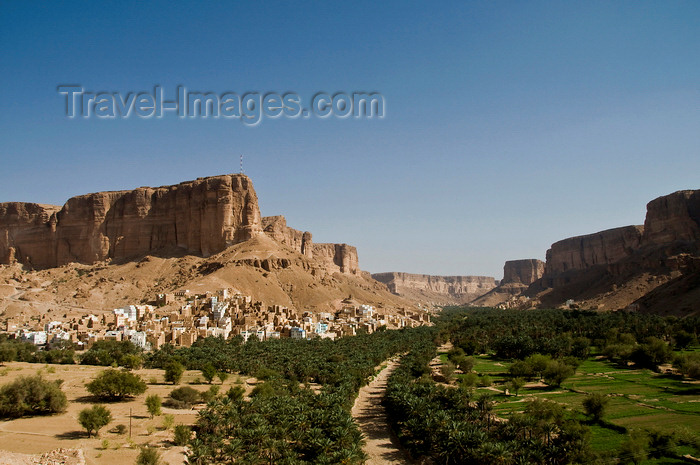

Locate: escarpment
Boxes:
[0,174,262,268]
[527,189,700,314]
[0,175,362,276]
[371,272,497,304]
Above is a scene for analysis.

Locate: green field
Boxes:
[459,354,700,460]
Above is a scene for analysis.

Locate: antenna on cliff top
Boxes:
[240,154,244,174]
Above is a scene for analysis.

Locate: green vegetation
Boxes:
[163,360,185,384]
[136,446,162,465]
[78,404,113,437]
[0,374,67,418]
[85,368,147,400]
[145,394,162,418]
[79,340,142,367]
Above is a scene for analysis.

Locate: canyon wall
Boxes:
[642,190,700,246]
[528,189,700,313]
[261,216,313,257]
[0,174,262,268]
[372,272,497,304]
[261,215,358,275]
[502,259,545,285]
[543,225,644,277]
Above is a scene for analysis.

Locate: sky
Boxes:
[1,1,699,278]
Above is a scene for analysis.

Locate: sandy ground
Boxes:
[0,362,251,465]
[351,359,417,465]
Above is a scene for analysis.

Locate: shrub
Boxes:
[173,424,192,446]
[86,369,147,400]
[217,371,229,384]
[200,385,220,403]
[201,363,217,384]
[136,446,162,465]
[78,405,112,437]
[226,386,245,401]
[162,414,175,430]
[168,386,202,409]
[0,375,67,418]
[543,360,574,387]
[582,393,609,422]
[164,361,184,385]
[145,394,162,418]
[113,424,127,435]
[478,374,492,387]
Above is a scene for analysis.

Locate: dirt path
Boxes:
[352,358,416,465]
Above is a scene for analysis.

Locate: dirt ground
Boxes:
[0,362,252,465]
[351,358,417,465]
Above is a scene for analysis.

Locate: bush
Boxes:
[79,340,141,367]
[582,393,609,422]
[136,446,162,465]
[86,369,147,400]
[226,386,245,401]
[113,424,127,435]
[674,352,700,379]
[201,363,217,384]
[173,424,192,446]
[0,375,67,418]
[145,394,162,418]
[543,360,575,387]
[162,414,175,430]
[217,371,229,384]
[78,405,112,437]
[200,385,220,403]
[168,386,202,409]
[164,361,185,385]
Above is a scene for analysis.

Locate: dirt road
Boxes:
[351,359,416,465]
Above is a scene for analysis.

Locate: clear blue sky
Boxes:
[1,1,699,278]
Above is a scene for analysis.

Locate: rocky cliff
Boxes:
[543,226,644,278]
[261,216,313,257]
[261,215,358,275]
[641,190,700,246]
[0,174,263,268]
[371,272,497,304]
[527,189,700,315]
[503,259,545,285]
[470,259,544,308]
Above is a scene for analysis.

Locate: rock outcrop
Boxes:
[544,226,644,277]
[527,189,700,315]
[372,272,497,304]
[502,259,545,285]
[0,174,263,268]
[312,243,360,275]
[261,215,358,275]
[641,190,700,246]
[261,216,313,257]
[470,259,544,307]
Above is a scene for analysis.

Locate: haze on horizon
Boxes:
[1,1,699,279]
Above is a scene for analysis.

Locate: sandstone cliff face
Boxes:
[642,190,700,247]
[0,174,262,268]
[0,203,60,267]
[502,259,545,285]
[261,216,313,257]
[261,215,359,275]
[371,272,497,304]
[313,243,359,275]
[529,189,700,314]
[544,225,644,276]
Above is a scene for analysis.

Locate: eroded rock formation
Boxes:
[371,272,497,304]
[528,189,700,314]
[502,259,545,285]
[0,174,262,268]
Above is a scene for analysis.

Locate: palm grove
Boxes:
[0,307,698,464]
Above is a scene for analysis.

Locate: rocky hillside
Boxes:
[526,189,700,315]
[371,272,497,305]
[472,259,544,307]
[0,174,419,318]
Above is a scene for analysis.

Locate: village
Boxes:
[2,288,431,352]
